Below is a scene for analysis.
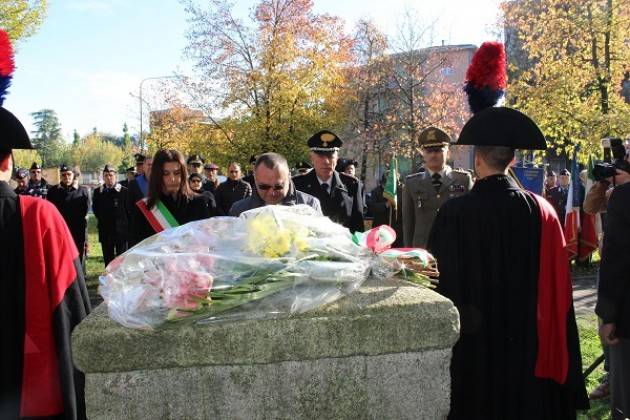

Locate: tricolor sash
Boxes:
[136,198,180,233]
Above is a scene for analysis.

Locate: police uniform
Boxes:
[92,164,129,266]
[47,164,90,262]
[402,127,472,248]
[26,162,48,198]
[547,169,570,225]
[292,130,365,233]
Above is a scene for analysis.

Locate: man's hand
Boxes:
[599,323,620,346]
[614,169,630,185]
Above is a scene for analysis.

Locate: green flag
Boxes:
[383,156,398,210]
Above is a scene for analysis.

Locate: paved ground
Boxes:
[572,274,598,314]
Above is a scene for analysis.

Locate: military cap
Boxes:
[187,154,204,165]
[134,153,146,163]
[559,169,570,176]
[103,164,116,173]
[204,162,219,170]
[30,162,41,170]
[336,158,358,173]
[307,130,342,153]
[419,127,451,148]
[126,167,136,173]
[295,161,312,170]
[457,107,547,150]
[15,168,28,179]
[59,163,72,173]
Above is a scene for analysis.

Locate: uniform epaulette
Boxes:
[406,172,424,179]
[452,168,472,175]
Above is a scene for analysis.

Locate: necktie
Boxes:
[432,173,442,193]
[321,183,330,195]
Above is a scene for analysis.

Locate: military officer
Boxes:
[26,161,48,198]
[47,163,90,262]
[119,166,136,188]
[293,130,364,233]
[13,168,29,195]
[92,164,129,266]
[402,127,473,248]
[547,168,570,226]
[187,154,205,175]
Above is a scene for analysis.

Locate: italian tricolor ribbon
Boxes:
[136,198,180,233]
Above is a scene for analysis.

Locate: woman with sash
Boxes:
[130,149,211,245]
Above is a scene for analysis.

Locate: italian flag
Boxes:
[136,198,180,233]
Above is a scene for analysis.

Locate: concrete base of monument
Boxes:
[72,278,460,420]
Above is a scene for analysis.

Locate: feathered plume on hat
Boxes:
[0,29,33,151]
[463,41,506,114]
[0,30,15,107]
[457,41,546,150]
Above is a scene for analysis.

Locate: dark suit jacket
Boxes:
[293,170,364,233]
[547,186,568,225]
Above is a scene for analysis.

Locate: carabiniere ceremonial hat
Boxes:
[307,130,343,153]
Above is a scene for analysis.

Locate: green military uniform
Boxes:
[402,127,473,248]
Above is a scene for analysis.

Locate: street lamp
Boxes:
[138,75,180,151]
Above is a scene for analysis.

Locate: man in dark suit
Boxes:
[547,168,570,226]
[293,130,364,233]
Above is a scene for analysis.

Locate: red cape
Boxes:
[534,195,571,384]
[19,196,79,417]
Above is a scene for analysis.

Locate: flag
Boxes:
[564,148,581,259]
[383,156,398,210]
[578,155,598,261]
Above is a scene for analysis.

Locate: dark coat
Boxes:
[229,181,321,216]
[47,183,90,252]
[292,170,364,233]
[596,182,630,338]
[427,175,588,419]
[547,186,568,226]
[215,178,252,215]
[130,192,211,246]
[26,178,49,198]
[92,183,129,244]
[202,179,219,194]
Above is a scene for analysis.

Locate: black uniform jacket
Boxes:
[92,183,129,243]
[547,185,568,225]
[596,182,630,338]
[47,183,90,249]
[214,178,252,215]
[0,181,91,420]
[427,175,588,419]
[130,192,211,245]
[293,170,364,233]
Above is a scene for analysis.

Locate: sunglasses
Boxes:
[229,170,239,173]
[190,163,202,167]
[257,183,285,191]
[30,170,41,174]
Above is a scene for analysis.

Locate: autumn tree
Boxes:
[30,109,65,167]
[0,0,47,42]
[145,105,207,154]
[180,0,355,165]
[70,133,123,172]
[504,0,630,159]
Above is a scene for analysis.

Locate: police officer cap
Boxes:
[419,127,451,148]
[30,162,41,170]
[457,107,547,150]
[336,158,358,173]
[559,169,570,176]
[16,168,28,179]
[59,163,72,173]
[307,130,343,153]
[295,161,312,170]
[187,154,204,165]
[103,164,116,173]
[134,153,146,163]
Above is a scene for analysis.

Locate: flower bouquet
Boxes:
[99,205,372,329]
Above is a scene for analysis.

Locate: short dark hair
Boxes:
[147,149,192,209]
[0,150,10,162]
[475,146,515,172]
[254,152,289,172]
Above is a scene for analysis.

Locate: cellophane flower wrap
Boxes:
[99,205,374,329]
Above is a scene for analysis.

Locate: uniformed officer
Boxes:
[293,130,365,233]
[134,153,146,176]
[547,168,570,225]
[13,168,29,195]
[402,126,473,248]
[47,163,90,262]
[26,161,48,198]
[92,164,129,266]
[187,154,204,175]
[242,154,257,187]
[295,160,312,175]
[119,166,136,188]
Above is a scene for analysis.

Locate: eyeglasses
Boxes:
[191,163,202,167]
[229,170,239,173]
[30,170,41,174]
[257,183,285,191]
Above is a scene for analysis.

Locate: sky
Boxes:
[7,0,502,141]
